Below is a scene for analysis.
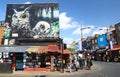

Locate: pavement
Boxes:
[0,68,94,77]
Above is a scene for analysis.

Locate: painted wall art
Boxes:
[5,3,59,38]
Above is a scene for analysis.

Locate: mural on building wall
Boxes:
[5,3,59,38]
[4,22,11,39]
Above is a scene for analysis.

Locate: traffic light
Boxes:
[64,43,67,49]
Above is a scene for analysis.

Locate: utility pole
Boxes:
[81,25,83,41]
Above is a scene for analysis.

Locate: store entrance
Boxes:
[16,52,24,70]
[25,53,48,68]
[9,52,24,70]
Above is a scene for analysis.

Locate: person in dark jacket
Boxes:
[86,57,92,70]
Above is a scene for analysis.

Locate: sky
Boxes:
[0,0,120,47]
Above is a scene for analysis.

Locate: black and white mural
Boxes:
[5,3,59,38]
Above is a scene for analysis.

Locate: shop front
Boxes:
[106,47,120,62]
[0,46,28,73]
[95,49,107,61]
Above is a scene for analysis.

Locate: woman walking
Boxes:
[86,55,93,70]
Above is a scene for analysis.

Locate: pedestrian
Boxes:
[73,57,78,71]
[107,55,110,62]
[86,55,93,70]
[69,57,73,73]
[78,56,83,69]
[114,56,118,62]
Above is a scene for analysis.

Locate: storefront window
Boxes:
[0,53,2,58]
[3,52,9,58]
[24,53,49,68]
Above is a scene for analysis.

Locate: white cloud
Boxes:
[92,26,108,35]
[24,2,31,4]
[72,25,94,35]
[59,12,79,30]
[63,38,74,48]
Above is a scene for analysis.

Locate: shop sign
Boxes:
[4,39,9,45]
[97,34,108,48]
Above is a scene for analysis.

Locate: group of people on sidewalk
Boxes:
[68,54,93,73]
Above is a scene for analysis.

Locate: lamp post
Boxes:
[99,28,108,34]
[80,25,91,51]
[58,38,64,73]
[80,25,91,40]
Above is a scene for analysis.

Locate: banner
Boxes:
[109,41,114,50]
[78,39,82,51]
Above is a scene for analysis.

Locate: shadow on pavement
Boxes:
[35,75,47,77]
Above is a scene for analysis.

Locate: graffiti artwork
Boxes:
[5,3,59,38]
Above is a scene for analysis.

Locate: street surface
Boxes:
[0,61,120,77]
[60,61,120,77]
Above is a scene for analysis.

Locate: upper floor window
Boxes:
[95,39,97,43]
[92,40,94,44]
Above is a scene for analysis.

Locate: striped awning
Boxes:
[63,49,71,54]
[58,49,71,54]
[38,46,48,53]
[48,44,59,52]
[26,46,39,53]
[26,46,49,53]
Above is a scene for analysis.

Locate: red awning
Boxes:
[58,49,71,55]
[63,49,71,54]
[48,44,59,52]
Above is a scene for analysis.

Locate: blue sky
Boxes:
[0,0,120,47]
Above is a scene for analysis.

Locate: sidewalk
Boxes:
[0,69,94,77]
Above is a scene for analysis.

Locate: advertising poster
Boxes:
[5,3,59,38]
[97,34,108,48]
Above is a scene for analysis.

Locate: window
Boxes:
[95,39,97,43]
[92,40,94,44]
[3,52,9,58]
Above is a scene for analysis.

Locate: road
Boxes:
[84,61,120,77]
[60,61,120,77]
[0,61,120,77]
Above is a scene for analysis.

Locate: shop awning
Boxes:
[26,45,60,53]
[63,49,71,54]
[25,46,39,53]
[38,46,48,53]
[58,49,71,55]
[96,49,107,53]
[107,48,120,51]
[0,46,29,52]
[48,44,59,52]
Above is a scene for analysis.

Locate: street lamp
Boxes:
[58,38,64,73]
[80,25,91,51]
[79,25,91,61]
[99,28,109,34]
[80,25,91,40]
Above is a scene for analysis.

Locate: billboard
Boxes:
[97,34,108,48]
[5,3,59,38]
